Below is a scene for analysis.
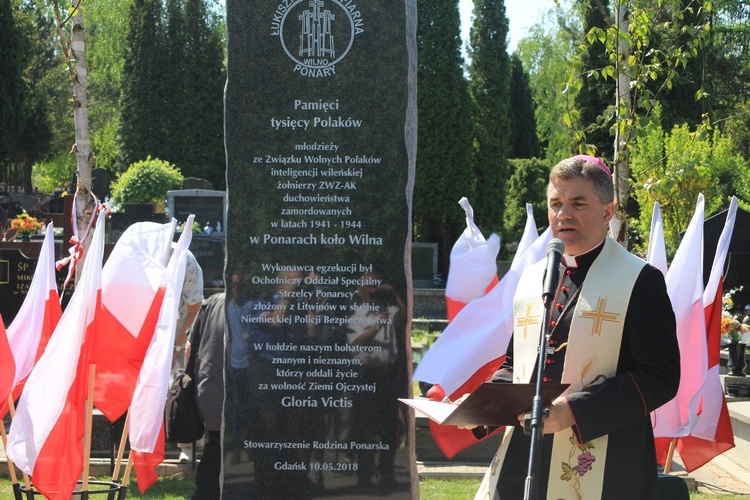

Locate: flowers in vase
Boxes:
[721,315,745,344]
[721,286,750,345]
[10,211,43,237]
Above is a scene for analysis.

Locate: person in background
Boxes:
[185,293,225,500]
[173,247,205,463]
[226,271,252,463]
[462,155,679,499]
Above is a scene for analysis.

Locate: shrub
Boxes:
[111,156,183,207]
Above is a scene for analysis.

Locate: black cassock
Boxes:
[481,242,680,500]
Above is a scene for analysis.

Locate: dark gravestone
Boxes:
[181,177,214,190]
[189,235,226,289]
[0,245,75,326]
[166,189,226,233]
[0,248,36,326]
[92,168,114,200]
[44,197,65,214]
[412,243,438,289]
[224,1,417,498]
[72,168,114,200]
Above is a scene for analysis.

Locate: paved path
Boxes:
[418,458,750,496]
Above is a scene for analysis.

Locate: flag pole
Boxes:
[112,410,130,482]
[0,415,19,484]
[121,453,134,487]
[664,438,678,474]
[7,395,32,491]
[83,364,97,491]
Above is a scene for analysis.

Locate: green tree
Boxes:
[0,0,25,167]
[414,0,475,272]
[181,0,225,189]
[705,0,750,114]
[468,0,511,231]
[120,0,168,168]
[111,156,183,207]
[120,0,225,188]
[508,55,540,159]
[85,0,133,172]
[577,0,712,243]
[655,0,707,131]
[703,0,750,159]
[630,109,746,255]
[161,0,188,172]
[0,1,67,194]
[573,0,614,160]
[13,1,61,195]
[515,11,579,164]
[503,158,549,239]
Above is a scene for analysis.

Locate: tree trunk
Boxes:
[612,0,631,247]
[22,158,33,195]
[70,3,95,279]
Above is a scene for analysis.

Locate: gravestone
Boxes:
[224,1,417,498]
[189,235,226,289]
[166,189,226,234]
[181,177,214,190]
[0,248,36,326]
[0,245,75,326]
[412,243,438,288]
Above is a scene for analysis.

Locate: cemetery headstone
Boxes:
[0,248,35,326]
[165,189,226,234]
[0,245,75,326]
[224,0,418,497]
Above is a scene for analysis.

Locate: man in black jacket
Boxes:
[186,293,225,500]
[467,156,679,499]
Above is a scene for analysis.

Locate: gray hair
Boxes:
[549,157,614,204]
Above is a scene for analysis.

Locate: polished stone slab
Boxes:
[224,1,417,497]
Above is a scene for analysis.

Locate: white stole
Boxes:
[475,238,645,500]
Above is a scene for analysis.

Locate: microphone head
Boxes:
[546,238,565,256]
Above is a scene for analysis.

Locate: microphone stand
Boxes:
[523,274,558,500]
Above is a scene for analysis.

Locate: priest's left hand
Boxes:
[517,396,575,434]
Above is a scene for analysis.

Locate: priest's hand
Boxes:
[517,396,575,434]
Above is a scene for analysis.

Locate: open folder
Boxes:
[399,382,569,427]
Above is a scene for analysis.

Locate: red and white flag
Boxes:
[445,198,501,320]
[0,223,62,418]
[6,211,106,500]
[414,207,549,458]
[656,197,738,471]
[652,195,707,440]
[647,202,668,276]
[415,221,548,396]
[92,220,177,422]
[0,318,13,410]
[128,216,194,492]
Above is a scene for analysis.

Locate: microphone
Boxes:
[542,238,565,307]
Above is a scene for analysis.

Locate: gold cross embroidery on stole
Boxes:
[580,296,620,335]
[516,302,541,339]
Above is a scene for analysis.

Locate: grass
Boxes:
[0,476,747,499]
[0,476,194,500]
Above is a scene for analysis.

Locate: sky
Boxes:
[459,0,553,53]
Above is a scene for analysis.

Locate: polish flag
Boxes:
[92,220,177,422]
[129,216,194,492]
[656,197,737,471]
[0,223,62,418]
[652,195,707,439]
[647,202,668,276]
[414,207,549,458]
[445,198,501,320]
[0,319,13,409]
[6,211,106,500]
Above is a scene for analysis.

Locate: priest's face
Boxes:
[547,176,614,256]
